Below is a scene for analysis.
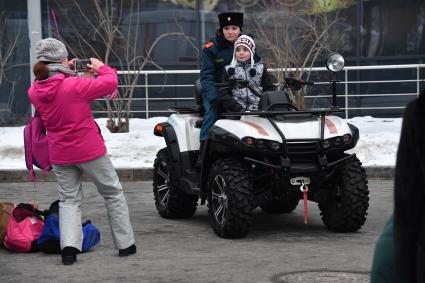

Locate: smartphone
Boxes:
[74,59,91,72]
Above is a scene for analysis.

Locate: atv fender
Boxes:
[154,122,182,180]
[155,122,199,195]
[199,139,212,203]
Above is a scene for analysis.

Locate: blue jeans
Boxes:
[200,98,219,142]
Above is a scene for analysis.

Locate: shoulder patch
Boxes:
[203,42,214,49]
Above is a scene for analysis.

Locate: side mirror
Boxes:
[325,53,345,108]
[326,53,345,73]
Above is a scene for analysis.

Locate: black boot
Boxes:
[195,141,205,170]
[61,246,79,265]
[119,244,137,257]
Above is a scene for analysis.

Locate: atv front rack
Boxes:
[222,108,348,175]
[220,108,344,117]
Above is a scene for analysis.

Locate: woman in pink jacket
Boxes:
[28,38,136,265]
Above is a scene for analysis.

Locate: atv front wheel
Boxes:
[207,158,255,238]
[319,156,369,232]
[152,148,198,219]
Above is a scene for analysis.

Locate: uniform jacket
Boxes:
[28,65,118,165]
[223,62,275,111]
[394,93,425,283]
[200,29,260,104]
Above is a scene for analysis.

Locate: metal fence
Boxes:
[92,64,425,119]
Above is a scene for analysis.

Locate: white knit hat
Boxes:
[35,38,68,62]
[230,35,256,68]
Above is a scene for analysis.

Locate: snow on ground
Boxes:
[0,116,402,170]
[346,116,402,167]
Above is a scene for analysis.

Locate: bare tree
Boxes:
[52,0,197,132]
[0,12,21,111]
[242,0,349,108]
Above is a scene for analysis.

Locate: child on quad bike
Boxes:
[214,35,275,113]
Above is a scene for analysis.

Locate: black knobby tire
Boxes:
[319,156,369,232]
[152,148,198,219]
[207,158,255,238]
[260,193,300,214]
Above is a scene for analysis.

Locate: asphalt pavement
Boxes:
[0,179,394,283]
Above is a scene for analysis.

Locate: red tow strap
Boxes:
[301,185,309,224]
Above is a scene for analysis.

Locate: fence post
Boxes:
[145,73,149,119]
[417,66,420,97]
[345,69,348,119]
[27,0,42,116]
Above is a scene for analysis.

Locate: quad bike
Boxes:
[152,54,369,238]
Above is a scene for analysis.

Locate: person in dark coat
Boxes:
[199,12,259,143]
[393,91,425,283]
[370,216,409,283]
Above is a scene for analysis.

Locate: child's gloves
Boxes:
[212,94,243,113]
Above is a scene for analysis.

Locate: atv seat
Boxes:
[259,91,302,121]
[259,91,297,111]
[168,79,204,115]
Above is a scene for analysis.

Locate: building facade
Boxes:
[0,0,424,125]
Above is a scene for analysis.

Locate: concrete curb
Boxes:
[0,166,393,183]
[0,168,154,183]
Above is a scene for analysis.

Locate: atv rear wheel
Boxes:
[207,158,255,238]
[319,156,369,232]
[260,193,300,214]
[152,148,198,219]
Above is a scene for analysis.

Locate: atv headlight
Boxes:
[242,137,255,146]
[255,139,266,149]
[333,137,342,147]
[343,134,351,144]
[324,140,331,149]
[269,141,280,151]
[324,134,352,151]
[326,53,345,72]
[242,137,281,151]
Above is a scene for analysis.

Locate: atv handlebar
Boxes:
[216,79,262,97]
[215,77,314,96]
[282,78,314,91]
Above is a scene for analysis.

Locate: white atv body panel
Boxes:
[214,115,352,142]
[167,112,352,153]
[167,113,201,152]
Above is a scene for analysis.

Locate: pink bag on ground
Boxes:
[3,204,44,252]
[24,112,52,180]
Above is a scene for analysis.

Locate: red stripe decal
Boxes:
[240,121,269,136]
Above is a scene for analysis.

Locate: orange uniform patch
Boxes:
[203,42,214,49]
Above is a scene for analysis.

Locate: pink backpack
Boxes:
[4,204,45,252]
[24,112,52,180]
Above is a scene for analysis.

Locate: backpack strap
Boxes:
[24,119,36,181]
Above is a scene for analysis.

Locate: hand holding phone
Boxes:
[74,59,91,72]
[87,58,105,71]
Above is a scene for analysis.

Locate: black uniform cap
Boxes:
[218,12,243,28]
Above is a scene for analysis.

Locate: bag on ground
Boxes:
[3,203,44,252]
[37,200,101,253]
[0,202,15,246]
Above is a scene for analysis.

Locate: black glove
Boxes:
[284,78,302,91]
[213,94,243,113]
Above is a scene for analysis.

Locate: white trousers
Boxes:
[52,154,135,251]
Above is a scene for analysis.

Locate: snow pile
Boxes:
[0,116,401,169]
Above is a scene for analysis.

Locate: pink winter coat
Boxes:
[28,66,117,165]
